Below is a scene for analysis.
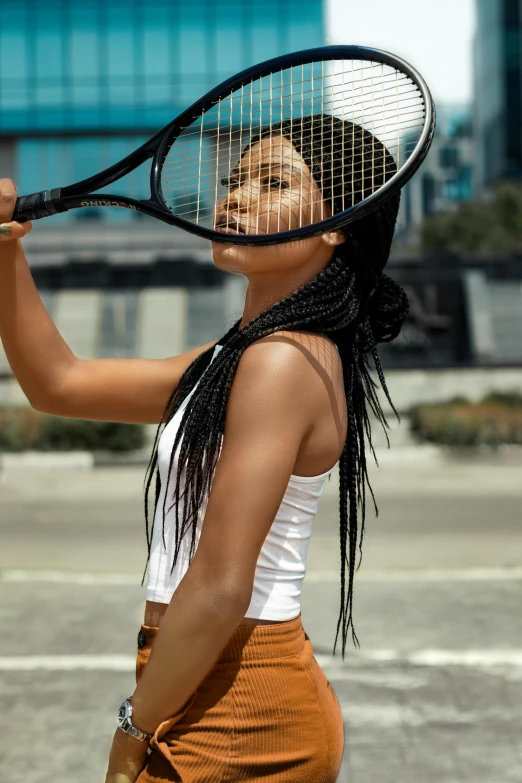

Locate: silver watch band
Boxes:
[117,698,153,744]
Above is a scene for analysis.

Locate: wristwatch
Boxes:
[117,698,153,743]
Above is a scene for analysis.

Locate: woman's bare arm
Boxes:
[0,182,77,408]
[0,179,219,424]
[39,340,219,424]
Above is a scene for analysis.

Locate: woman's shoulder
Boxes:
[247,329,339,365]
[241,330,342,398]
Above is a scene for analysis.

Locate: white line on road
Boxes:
[2,649,522,672]
[0,569,141,585]
[308,566,522,582]
[0,655,135,671]
[2,566,522,585]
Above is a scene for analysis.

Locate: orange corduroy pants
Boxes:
[135,612,344,782]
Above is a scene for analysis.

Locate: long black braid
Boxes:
[141,114,410,659]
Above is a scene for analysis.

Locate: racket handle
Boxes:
[13,189,66,223]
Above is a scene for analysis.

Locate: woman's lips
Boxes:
[215,225,246,235]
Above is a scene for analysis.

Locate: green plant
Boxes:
[420,180,522,256]
[408,393,522,449]
[0,407,145,452]
[481,390,522,408]
[0,407,44,452]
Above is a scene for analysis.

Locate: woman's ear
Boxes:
[321,230,345,247]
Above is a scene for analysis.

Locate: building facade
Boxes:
[394,103,474,247]
[1,0,324,222]
[0,0,325,391]
[473,0,522,192]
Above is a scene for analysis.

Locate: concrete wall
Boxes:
[2,360,522,417]
[0,271,520,415]
[374,366,522,416]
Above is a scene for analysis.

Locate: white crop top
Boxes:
[146,343,336,620]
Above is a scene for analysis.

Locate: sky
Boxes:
[326,0,476,105]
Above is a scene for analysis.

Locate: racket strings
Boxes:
[174,66,416,128]
[163,92,423,153]
[159,57,426,233]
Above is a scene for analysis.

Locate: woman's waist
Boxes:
[144,599,290,628]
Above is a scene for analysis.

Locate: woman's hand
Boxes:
[104,728,150,783]
[0,179,33,246]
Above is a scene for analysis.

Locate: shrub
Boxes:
[0,407,145,452]
[0,408,44,452]
[409,392,522,448]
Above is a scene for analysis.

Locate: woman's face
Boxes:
[211,135,343,275]
[214,134,330,235]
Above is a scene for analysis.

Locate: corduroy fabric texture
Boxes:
[135,613,344,782]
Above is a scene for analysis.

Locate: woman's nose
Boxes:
[223,180,259,213]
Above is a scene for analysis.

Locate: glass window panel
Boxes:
[214,0,243,75]
[34,0,65,82]
[178,5,208,76]
[0,3,29,85]
[143,79,171,106]
[35,30,64,82]
[72,138,105,184]
[248,0,282,62]
[94,136,150,201]
[106,2,136,80]
[71,84,101,106]
[0,31,28,83]
[286,20,322,52]
[1,86,30,111]
[143,10,171,77]
[107,82,136,105]
[49,138,73,189]
[19,141,42,195]
[70,31,100,80]
[98,291,139,358]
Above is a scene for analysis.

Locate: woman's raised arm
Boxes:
[0,178,218,425]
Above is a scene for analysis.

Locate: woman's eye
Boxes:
[221,176,240,189]
[265,176,288,189]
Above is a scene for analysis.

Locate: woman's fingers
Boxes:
[0,179,18,223]
[0,221,33,241]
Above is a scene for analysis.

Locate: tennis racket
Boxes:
[13,45,435,246]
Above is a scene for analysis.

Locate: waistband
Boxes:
[138,612,305,663]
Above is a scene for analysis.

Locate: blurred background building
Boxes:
[1,0,522,408]
[0,0,324,392]
[385,0,522,375]
[396,103,474,243]
[473,0,522,193]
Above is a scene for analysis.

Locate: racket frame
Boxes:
[13,45,435,246]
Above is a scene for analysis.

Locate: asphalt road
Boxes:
[1,453,521,783]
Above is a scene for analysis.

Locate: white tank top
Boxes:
[146,342,336,620]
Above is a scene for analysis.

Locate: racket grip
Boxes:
[13,189,65,223]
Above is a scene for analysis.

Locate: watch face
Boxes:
[117,700,130,726]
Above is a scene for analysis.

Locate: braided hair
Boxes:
[142,114,409,659]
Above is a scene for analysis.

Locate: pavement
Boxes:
[0,442,522,783]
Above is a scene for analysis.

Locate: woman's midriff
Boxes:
[144,599,288,628]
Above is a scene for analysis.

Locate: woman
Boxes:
[0,114,408,783]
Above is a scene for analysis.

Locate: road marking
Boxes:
[2,566,522,585]
[1,649,522,672]
[0,655,136,671]
[307,566,522,582]
[317,649,522,669]
[0,569,141,585]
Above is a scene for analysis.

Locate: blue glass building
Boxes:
[0,0,326,378]
[474,0,522,192]
[1,0,325,225]
[394,102,474,248]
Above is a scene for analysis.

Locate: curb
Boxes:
[1,444,521,472]
[0,451,94,471]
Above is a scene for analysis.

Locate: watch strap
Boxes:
[117,698,153,744]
